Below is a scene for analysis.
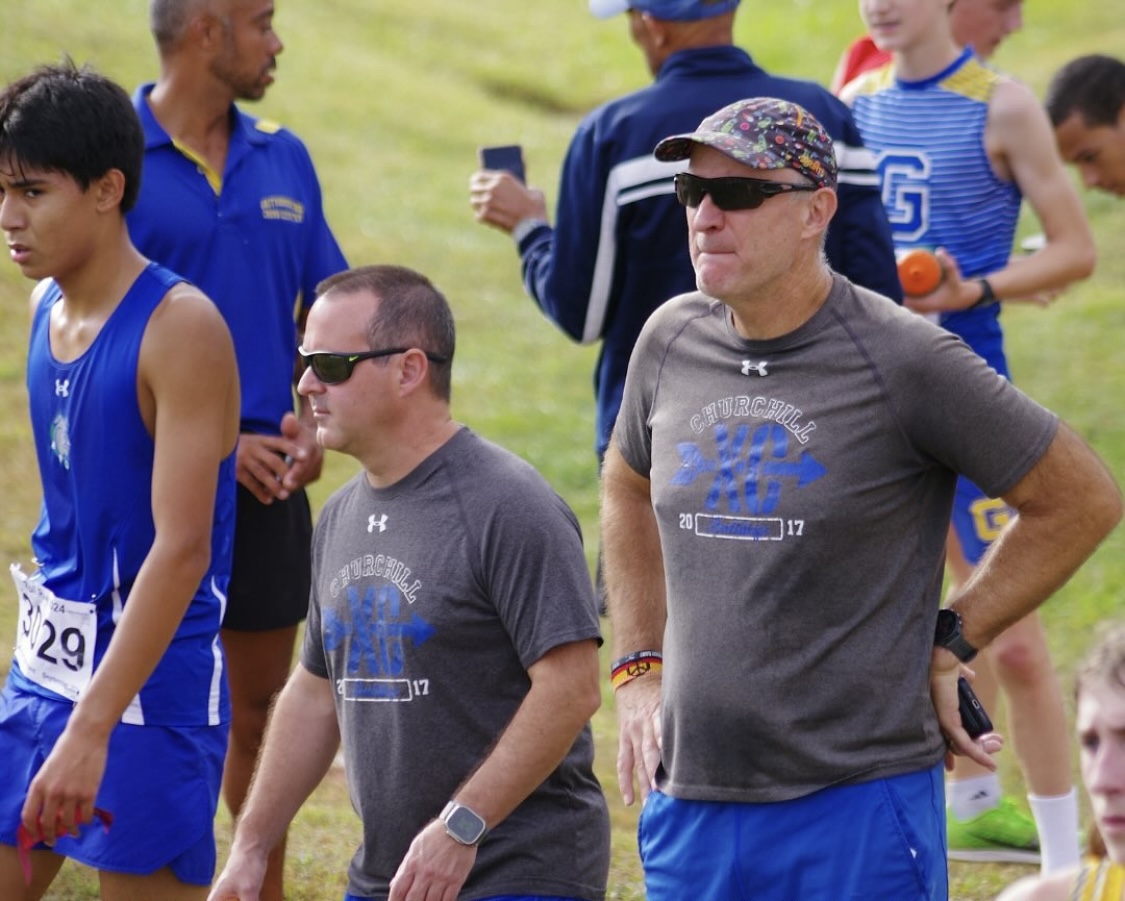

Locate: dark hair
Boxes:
[315,265,456,401]
[1046,54,1125,129]
[1074,620,1125,859]
[0,60,144,212]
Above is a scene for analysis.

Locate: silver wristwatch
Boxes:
[440,800,487,846]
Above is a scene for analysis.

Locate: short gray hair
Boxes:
[150,0,213,51]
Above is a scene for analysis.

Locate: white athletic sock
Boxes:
[948,773,1002,821]
[1029,789,1081,875]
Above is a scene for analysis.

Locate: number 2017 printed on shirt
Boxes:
[678,513,805,536]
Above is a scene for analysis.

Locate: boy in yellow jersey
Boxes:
[1000,623,1125,901]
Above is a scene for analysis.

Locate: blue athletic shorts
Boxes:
[345,894,587,900]
[0,680,228,884]
[637,763,947,901]
[950,475,1014,565]
[947,323,1013,566]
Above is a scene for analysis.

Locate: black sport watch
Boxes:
[934,608,978,663]
[440,801,487,846]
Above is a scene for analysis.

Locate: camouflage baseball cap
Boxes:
[654,97,838,189]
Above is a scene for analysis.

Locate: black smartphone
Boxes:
[957,676,994,738]
[478,144,525,183]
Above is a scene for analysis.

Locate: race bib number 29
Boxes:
[12,564,96,701]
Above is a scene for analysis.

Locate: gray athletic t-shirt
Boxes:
[302,428,610,900]
[614,274,1058,804]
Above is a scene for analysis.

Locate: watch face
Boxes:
[934,609,977,662]
[446,805,486,844]
[935,609,958,643]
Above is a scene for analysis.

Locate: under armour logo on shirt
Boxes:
[741,361,769,377]
[368,514,388,533]
[55,379,70,397]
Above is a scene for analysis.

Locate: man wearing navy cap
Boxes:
[601,96,1121,900]
[469,0,899,470]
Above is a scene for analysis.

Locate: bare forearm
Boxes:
[956,501,1117,645]
[68,539,211,738]
[601,445,666,658]
[986,237,1095,301]
[453,641,600,829]
[952,424,1121,647]
[986,80,1096,299]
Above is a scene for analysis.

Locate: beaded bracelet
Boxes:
[610,650,663,691]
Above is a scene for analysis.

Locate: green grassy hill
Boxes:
[2,2,1124,898]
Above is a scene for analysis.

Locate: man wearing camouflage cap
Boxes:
[601,97,1121,900]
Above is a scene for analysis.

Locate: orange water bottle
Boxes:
[897,248,944,297]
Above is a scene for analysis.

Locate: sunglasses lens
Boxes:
[675,175,767,212]
[310,354,350,384]
[675,174,703,207]
[710,180,766,211]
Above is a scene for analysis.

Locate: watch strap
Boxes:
[971,278,998,309]
[935,609,979,663]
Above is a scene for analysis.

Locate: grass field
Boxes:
[2,2,1124,899]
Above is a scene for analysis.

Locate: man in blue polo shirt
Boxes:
[126,2,347,898]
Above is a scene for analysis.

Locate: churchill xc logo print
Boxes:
[673,399,825,541]
[322,577,435,703]
[674,421,825,515]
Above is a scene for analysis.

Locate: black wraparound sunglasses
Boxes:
[299,347,449,385]
[674,172,818,211]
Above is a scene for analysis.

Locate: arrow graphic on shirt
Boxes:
[760,451,827,487]
[323,585,435,678]
[671,422,826,515]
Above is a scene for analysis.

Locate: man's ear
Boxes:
[93,169,127,212]
[396,348,430,397]
[191,9,225,52]
[803,188,838,239]
[639,12,670,49]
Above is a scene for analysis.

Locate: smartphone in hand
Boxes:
[957,676,994,738]
[478,144,525,183]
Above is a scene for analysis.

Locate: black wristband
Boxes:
[971,278,998,309]
[934,608,979,663]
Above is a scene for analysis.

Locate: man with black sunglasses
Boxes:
[210,265,610,901]
[602,96,1120,900]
